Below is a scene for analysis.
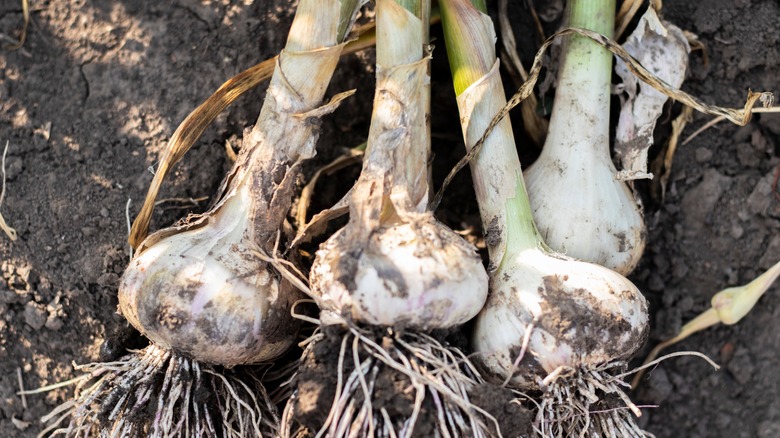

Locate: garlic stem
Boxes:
[441,0,546,265]
[441,0,493,96]
[548,0,615,161]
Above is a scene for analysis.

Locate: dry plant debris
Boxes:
[0,141,17,241]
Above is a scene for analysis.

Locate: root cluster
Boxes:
[40,344,279,438]
[283,327,503,438]
[533,362,652,438]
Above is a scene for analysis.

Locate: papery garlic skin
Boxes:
[311,214,488,330]
[119,182,298,367]
[471,248,649,389]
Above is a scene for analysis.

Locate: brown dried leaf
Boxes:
[4,0,29,51]
[295,147,363,232]
[650,105,693,203]
[292,189,352,247]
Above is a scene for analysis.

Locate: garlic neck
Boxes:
[539,5,614,164]
[539,0,615,166]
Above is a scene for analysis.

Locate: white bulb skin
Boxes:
[471,248,648,389]
[119,186,299,367]
[311,214,489,331]
[524,151,646,276]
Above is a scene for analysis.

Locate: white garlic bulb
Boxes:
[472,246,648,389]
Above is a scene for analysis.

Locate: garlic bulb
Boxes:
[119,0,362,367]
[471,235,649,389]
[312,214,488,330]
[119,181,298,367]
[523,0,645,275]
[523,128,646,276]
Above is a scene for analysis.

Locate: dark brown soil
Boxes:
[0,1,778,437]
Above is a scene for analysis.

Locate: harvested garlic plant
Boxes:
[41,1,364,436]
[523,0,646,275]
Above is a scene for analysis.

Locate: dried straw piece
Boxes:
[128,24,378,248]
[650,105,693,202]
[4,0,29,51]
[0,141,17,241]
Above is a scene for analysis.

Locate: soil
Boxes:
[0,1,778,437]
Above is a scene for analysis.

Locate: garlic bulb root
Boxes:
[40,344,279,437]
[282,328,508,437]
[535,362,649,437]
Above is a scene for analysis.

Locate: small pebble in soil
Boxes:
[641,367,673,404]
[751,130,769,152]
[45,314,63,331]
[758,420,780,438]
[736,142,761,168]
[758,234,780,269]
[647,273,665,292]
[747,172,774,216]
[681,169,732,228]
[23,302,47,330]
[694,147,713,163]
[726,348,755,385]
[4,157,23,181]
[730,223,745,239]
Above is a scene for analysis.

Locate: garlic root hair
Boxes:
[39,344,279,438]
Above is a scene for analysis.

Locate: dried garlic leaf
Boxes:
[614,8,690,181]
